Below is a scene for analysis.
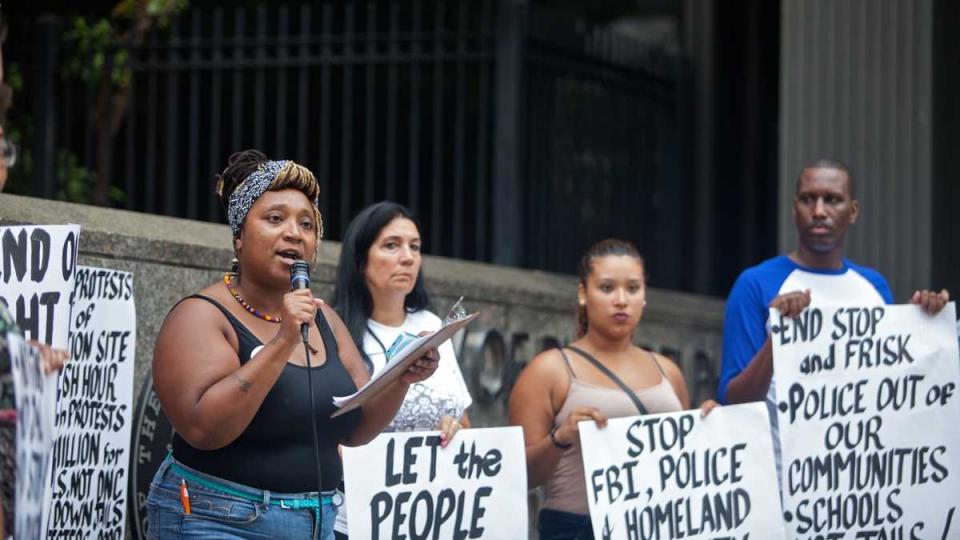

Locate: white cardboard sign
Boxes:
[580,403,787,540]
[343,426,528,540]
[46,266,136,539]
[772,302,960,539]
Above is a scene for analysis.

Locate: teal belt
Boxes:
[169,460,333,510]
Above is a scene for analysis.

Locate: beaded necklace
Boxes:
[223,272,281,322]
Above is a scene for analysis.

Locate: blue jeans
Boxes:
[146,455,338,540]
[538,508,595,540]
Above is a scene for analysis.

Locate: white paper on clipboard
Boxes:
[330,312,479,418]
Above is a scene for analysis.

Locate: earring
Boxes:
[643,300,647,307]
[230,257,240,275]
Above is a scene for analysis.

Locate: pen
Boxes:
[180,479,191,515]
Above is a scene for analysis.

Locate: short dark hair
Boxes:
[795,158,855,198]
[332,201,431,372]
[576,239,645,338]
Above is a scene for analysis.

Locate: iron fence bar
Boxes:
[253,6,267,151]
[207,7,225,221]
[452,1,467,257]
[340,3,356,235]
[127,51,493,71]
[363,2,377,206]
[186,11,202,219]
[230,9,246,159]
[407,1,422,216]
[385,2,399,201]
[129,30,492,51]
[125,73,137,210]
[295,5,311,166]
[276,6,290,157]
[83,69,96,197]
[145,27,159,214]
[475,0,492,261]
[165,16,182,215]
[318,4,332,224]
[430,3,445,253]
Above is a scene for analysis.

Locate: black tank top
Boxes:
[170,295,362,492]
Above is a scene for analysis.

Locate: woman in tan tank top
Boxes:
[509,239,717,539]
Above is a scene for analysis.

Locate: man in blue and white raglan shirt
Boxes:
[717,158,951,476]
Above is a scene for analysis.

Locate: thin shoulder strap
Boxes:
[312,307,338,357]
[648,350,667,377]
[177,294,259,346]
[555,348,577,380]
[179,294,238,325]
[565,345,648,415]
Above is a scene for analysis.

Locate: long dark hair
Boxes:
[333,201,431,371]
[577,239,645,338]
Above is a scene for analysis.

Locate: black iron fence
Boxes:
[25,0,686,277]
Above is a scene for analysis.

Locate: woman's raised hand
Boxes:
[399,346,440,384]
[278,289,324,344]
[552,406,607,448]
[698,399,719,417]
[437,415,464,448]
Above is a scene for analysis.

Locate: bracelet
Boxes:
[549,426,572,449]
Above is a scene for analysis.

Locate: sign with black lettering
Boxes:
[0,225,80,348]
[579,403,787,540]
[46,266,135,539]
[772,303,960,539]
[8,332,57,539]
[342,426,527,539]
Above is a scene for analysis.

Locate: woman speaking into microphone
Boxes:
[146,150,439,540]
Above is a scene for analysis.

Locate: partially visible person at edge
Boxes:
[331,201,473,539]
[508,239,718,540]
[716,157,950,477]
[146,150,440,540]
[0,82,68,539]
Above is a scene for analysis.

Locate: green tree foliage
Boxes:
[61,0,188,205]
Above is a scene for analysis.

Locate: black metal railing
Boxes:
[25,0,685,275]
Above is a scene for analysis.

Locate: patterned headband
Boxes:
[226,160,320,237]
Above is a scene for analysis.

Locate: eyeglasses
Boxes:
[0,139,16,168]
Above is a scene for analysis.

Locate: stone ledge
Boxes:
[0,193,725,325]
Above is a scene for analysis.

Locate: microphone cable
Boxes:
[303,332,325,537]
[292,260,326,537]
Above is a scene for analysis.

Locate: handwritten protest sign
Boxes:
[772,303,960,539]
[46,266,136,539]
[580,403,786,540]
[342,426,527,540]
[8,332,57,539]
[0,225,81,348]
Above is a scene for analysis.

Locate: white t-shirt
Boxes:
[719,255,892,478]
[335,309,473,534]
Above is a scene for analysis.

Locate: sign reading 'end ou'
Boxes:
[0,224,80,348]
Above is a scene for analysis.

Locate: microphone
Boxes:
[290,260,311,344]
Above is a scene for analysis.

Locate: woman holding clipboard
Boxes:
[332,201,473,539]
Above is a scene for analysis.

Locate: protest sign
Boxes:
[580,403,786,540]
[772,303,960,539]
[0,224,81,348]
[46,266,136,539]
[8,333,57,539]
[342,426,527,540]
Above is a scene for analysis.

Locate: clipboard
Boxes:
[331,312,479,418]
